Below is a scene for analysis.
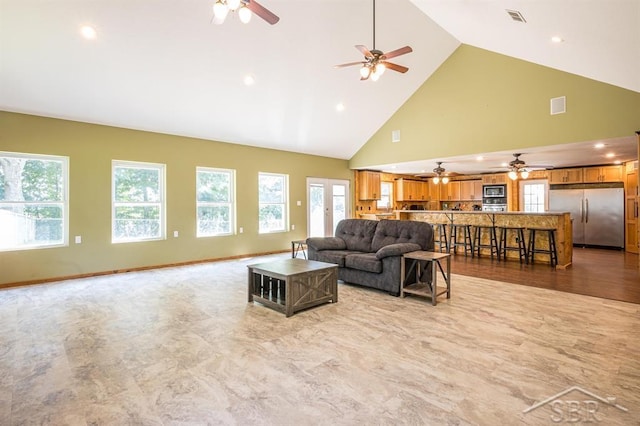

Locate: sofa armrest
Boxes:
[375,243,422,259]
[306,237,347,251]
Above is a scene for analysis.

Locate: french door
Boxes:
[307,178,350,237]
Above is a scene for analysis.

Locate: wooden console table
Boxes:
[248,258,337,317]
[401,251,451,306]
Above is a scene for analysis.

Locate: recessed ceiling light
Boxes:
[420,169,426,173]
[594,143,605,149]
[551,36,564,43]
[606,152,615,158]
[390,165,397,169]
[243,75,255,86]
[614,160,622,164]
[336,103,345,112]
[476,156,484,161]
[80,25,97,40]
[501,162,508,167]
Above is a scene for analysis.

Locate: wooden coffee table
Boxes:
[248,258,338,317]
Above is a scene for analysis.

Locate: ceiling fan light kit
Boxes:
[432,162,449,184]
[335,0,413,81]
[213,0,279,25]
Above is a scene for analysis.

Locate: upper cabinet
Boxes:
[481,174,507,184]
[440,181,461,201]
[549,168,584,184]
[396,178,429,201]
[358,171,381,200]
[459,180,483,201]
[583,165,623,183]
[549,166,623,184]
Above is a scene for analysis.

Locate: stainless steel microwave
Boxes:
[483,184,506,198]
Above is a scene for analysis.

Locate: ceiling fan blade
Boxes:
[244,0,280,25]
[383,61,409,73]
[381,46,413,60]
[334,61,365,68]
[355,45,374,59]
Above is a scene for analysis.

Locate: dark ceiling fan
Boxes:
[507,153,553,170]
[335,0,413,81]
[213,0,279,25]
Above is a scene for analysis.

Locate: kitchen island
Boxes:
[395,210,573,268]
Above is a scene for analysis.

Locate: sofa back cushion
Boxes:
[334,219,379,252]
[371,220,433,252]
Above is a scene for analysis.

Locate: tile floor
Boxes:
[1,254,638,425]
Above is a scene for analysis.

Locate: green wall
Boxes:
[350,45,640,168]
[0,112,351,285]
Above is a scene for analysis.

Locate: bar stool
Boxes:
[433,223,449,253]
[449,224,473,256]
[473,225,499,259]
[527,227,558,267]
[497,226,528,263]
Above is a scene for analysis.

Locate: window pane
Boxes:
[196,168,235,237]
[0,204,63,249]
[197,171,230,203]
[258,172,287,233]
[259,175,284,203]
[114,206,160,240]
[0,153,67,251]
[115,167,160,202]
[112,161,164,243]
[198,205,231,235]
[259,204,284,232]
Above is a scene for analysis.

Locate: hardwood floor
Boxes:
[448,247,640,304]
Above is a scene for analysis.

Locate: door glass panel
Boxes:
[332,184,346,235]
[309,183,325,237]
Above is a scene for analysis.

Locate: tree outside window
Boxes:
[112,161,165,242]
[0,152,68,251]
[259,172,288,233]
[197,167,235,236]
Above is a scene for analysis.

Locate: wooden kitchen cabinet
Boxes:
[481,174,507,184]
[428,180,441,202]
[459,180,483,200]
[358,171,381,200]
[396,178,429,201]
[440,181,461,201]
[625,162,638,253]
[549,168,583,184]
[583,165,623,183]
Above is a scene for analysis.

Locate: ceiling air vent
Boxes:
[506,9,526,23]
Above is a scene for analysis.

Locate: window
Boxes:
[376,181,393,209]
[259,172,288,233]
[112,160,165,243]
[196,167,235,236]
[0,152,68,251]
[521,180,547,212]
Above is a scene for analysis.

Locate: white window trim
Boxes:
[258,172,289,234]
[196,167,236,237]
[0,151,69,251]
[519,179,549,212]
[377,181,393,209]
[112,160,166,243]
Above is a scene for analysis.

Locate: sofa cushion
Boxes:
[375,242,422,259]
[312,250,363,267]
[371,220,432,252]
[335,218,379,252]
[344,253,382,274]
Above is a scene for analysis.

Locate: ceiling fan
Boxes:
[504,153,553,180]
[335,0,413,81]
[417,162,460,183]
[212,0,280,25]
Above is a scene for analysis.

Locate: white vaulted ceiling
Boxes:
[1,0,639,171]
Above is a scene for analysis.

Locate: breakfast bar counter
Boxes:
[394,210,573,268]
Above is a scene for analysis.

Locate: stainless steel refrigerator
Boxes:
[548,188,624,248]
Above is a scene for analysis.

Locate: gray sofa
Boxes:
[306,219,434,295]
